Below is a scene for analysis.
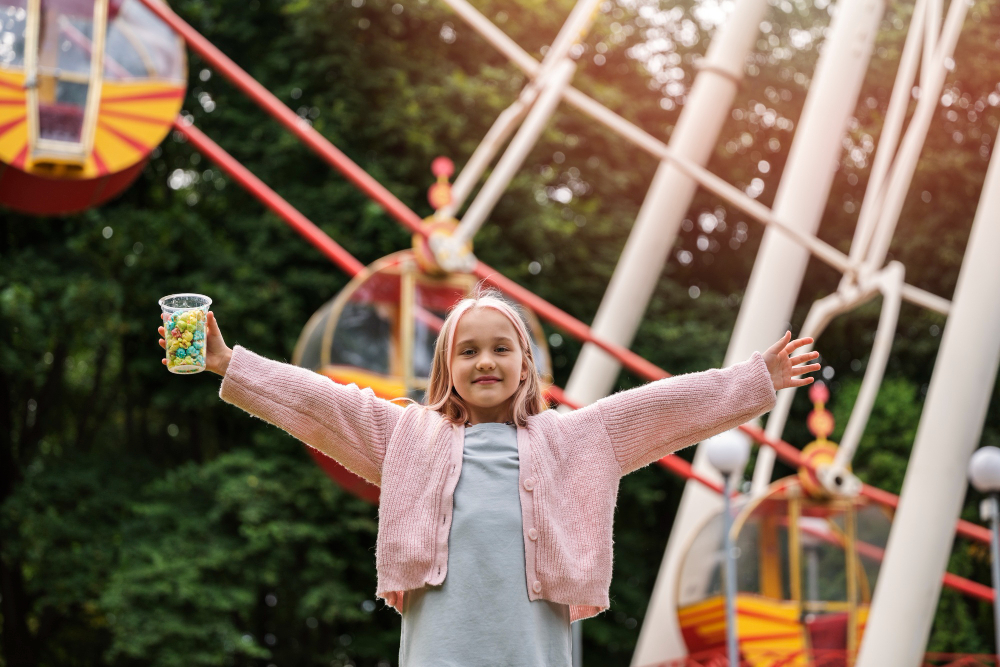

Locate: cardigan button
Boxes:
[528,528,538,541]
[523,477,536,491]
[532,580,542,594]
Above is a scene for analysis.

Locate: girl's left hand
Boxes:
[763,332,821,391]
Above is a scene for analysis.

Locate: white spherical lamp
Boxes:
[969,446,1000,494]
[705,429,751,477]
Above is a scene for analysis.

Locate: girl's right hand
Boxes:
[159,311,233,376]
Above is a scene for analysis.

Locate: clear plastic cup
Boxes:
[159,293,212,374]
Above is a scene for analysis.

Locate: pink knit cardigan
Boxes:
[218,345,776,621]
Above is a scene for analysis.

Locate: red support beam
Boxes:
[137,0,668,385]
[144,0,992,548]
[173,119,365,277]
[148,0,993,562]
[140,0,426,236]
[173,113,992,605]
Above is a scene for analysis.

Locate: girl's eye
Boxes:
[495,346,510,353]
[460,349,475,356]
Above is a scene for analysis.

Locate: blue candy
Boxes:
[176,348,187,358]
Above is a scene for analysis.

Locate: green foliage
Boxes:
[2,0,1000,663]
[101,432,393,666]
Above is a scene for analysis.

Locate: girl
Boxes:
[157,289,819,666]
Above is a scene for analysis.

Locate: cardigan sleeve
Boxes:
[218,345,404,486]
[583,352,776,476]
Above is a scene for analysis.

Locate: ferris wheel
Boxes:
[3,0,999,664]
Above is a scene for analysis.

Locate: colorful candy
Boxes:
[163,307,208,374]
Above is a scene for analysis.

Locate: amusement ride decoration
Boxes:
[676,383,892,664]
[0,0,186,215]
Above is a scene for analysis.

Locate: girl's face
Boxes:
[450,307,527,425]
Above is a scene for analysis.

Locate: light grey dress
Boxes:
[399,423,572,666]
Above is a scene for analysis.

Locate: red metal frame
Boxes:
[143,0,990,548]
[175,120,364,277]
[152,0,995,603]
[172,116,994,605]
[138,0,670,385]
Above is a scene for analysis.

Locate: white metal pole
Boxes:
[855,122,1000,667]
[438,0,603,220]
[445,57,578,250]
[437,0,944,324]
[861,0,968,272]
[830,263,904,473]
[841,0,926,275]
[563,0,771,409]
[633,0,885,659]
[438,95,534,220]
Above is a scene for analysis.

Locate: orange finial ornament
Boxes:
[427,156,454,210]
[414,156,469,276]
[798,380,842,497]
[807,380,835,441]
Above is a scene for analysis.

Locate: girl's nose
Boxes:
[476,355,496,370]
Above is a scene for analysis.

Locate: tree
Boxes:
[2,0,999,663]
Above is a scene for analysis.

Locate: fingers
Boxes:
[789,376,815,387]
[766,331,792,354]
[789,351,820,366]
[791,362,822,376]
[784,336,814,353]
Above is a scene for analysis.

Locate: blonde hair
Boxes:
[425,287,548,426]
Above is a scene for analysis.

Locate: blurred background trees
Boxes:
[2,0,999,663]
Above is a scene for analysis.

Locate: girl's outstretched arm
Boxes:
[158,314,401,486]
[569,334,819,476]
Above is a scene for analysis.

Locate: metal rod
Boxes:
[845,504,859,661]
[721,472,740,666]
[788,495,802,606]
[400,260,417,393]
[440,0,602,220]
[833,263,905,472]
[438,94,532,219]
[990,494,1000,652]
[862,0,970,272]
[172,118,365,276]
[843,0,926,274]
[451,58,578,246]
[900,283,950,315]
